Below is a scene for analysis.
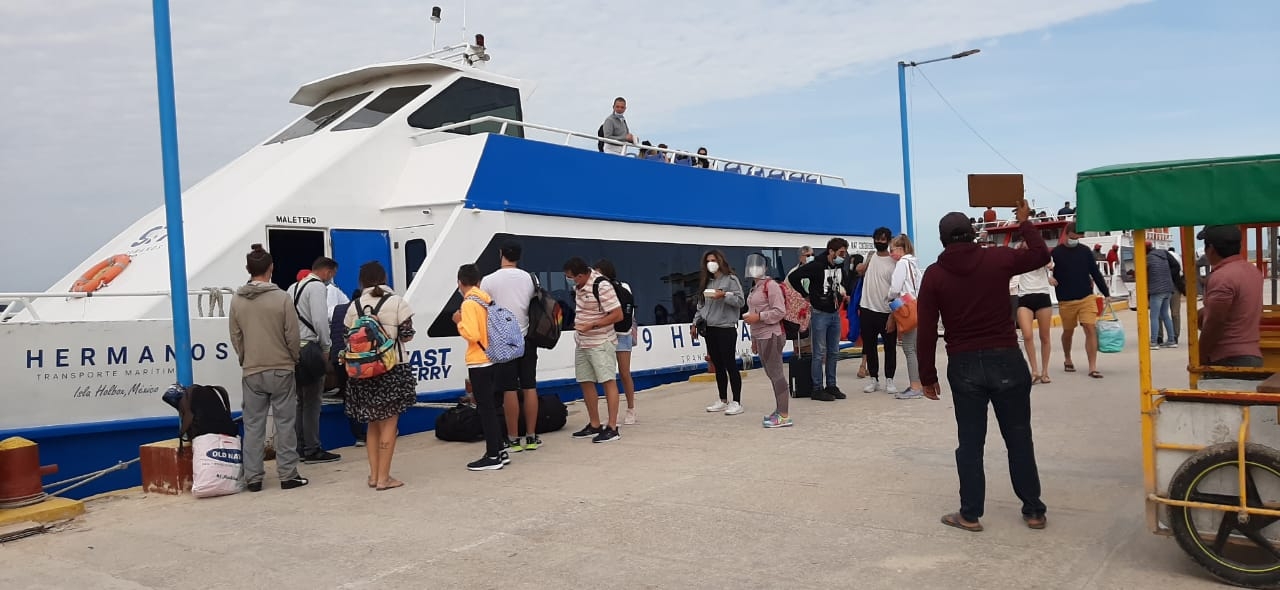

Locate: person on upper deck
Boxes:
[1197,225,1265,379]
[601,97,635,155]
[982,207,997,224]
[1058,202,1075,217]
[1051,222,1111,379]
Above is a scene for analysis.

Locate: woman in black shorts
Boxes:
[1015,242,1056,384]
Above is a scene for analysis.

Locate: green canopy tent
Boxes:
[1075,154,1280,232]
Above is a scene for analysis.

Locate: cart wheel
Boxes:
[1168,443,1280,589]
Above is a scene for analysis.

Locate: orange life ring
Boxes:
[71,254,131,293]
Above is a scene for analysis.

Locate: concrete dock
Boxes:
[0,312,1228,589]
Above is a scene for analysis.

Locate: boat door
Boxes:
[391,225,434,291]
[267,227,328,290]
[330,229,393,298]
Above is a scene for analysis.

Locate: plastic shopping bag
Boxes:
[191,433,244,498]
[1097,303,1125,354]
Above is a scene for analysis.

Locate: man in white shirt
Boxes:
[857,227,900,394]
[480,242,542,452]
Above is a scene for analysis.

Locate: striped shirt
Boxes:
[574,270,620,348]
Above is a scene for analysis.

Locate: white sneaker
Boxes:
[706,400,728,412]
[623,408,637,425]
[725,401,744,416]
[863,380,881,393]
[886,382,899,395]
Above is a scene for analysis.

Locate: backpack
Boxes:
[780,279,811,336]
[342,296,398,379]
[592,276,635,332]
[466,295,526,364]
[500,393,569,436]
[179,384,238,443]
[527,272,564,349]
[596,124,606,152]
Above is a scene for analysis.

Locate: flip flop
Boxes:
[940,512,983,532]
[1024,514,1047,529]
[1063,362,1076,373]
[1040,375,1052,384]
[1089,371,1104,379]
[367,477,376,489]
[376,478,404,491]
[1031,375,1044,385]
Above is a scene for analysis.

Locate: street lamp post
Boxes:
[897,49,980,241]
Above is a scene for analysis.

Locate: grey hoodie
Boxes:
[694,274,746,328]
[286,276,331,350]
[229,281,301,378]
[602,113,630,142]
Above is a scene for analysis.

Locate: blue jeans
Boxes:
[1149,292,1174,345]
[810,310,841,389]
[947,348,1044,521]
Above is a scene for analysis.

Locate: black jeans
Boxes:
[468,365,504,457]
[860,308,897,380]
[704,326,742,402]
[947,348,1045,521]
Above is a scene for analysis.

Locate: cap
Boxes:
[939,212,974,239]
[296,269,310,281]
[1197,225,1241,243]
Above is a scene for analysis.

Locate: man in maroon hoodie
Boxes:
[918,200,1049,533]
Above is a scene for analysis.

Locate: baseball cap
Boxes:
[939,212,974,240]
[1197,225,1241,243]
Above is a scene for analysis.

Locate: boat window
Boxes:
[266,92,372,144]
[405,239,428,286]
[427,234,788,337]
[407,78,523,138]
[332,85,432,131]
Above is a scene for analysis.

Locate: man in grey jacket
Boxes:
[1146,243,1177,348]
[229,244,308,491]
[600,97,635,155]
[286,257,341,464]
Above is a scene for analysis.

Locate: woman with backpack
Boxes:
[743,254,792,428]
[888,235,925,400]
[692,249,746,415]
[595,259,639,425]
[343,262,417,491]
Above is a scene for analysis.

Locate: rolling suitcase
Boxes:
[789,334,813,398]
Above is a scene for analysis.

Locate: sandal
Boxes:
[1031,375,1044,385]
[940,512,983,532]
[367,477,376,489]
[1024,514,1047,529]
[1040,375,1052,384]
[1088,371,1104,379]
[1063,362,1076,373]
[375,478,404,491]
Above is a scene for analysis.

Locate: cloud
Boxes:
[0,0,1145,290]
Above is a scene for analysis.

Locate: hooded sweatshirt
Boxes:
[917,221,1049,386]
[229,281,301,377]
[694,273,746,328]
[457,286,494,367]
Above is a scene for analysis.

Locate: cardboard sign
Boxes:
[968,174,1024,208]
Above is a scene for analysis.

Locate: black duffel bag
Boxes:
[499,393,569,437]
[435,403,485,442]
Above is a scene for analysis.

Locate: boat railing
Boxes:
[410,116,848,187]
[975,213,1075,234]
[0,288,237,322]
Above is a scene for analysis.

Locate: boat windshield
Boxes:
[333,85,432,131]
[266,92,371,144]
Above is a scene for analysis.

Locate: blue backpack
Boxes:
[466,295,525,363]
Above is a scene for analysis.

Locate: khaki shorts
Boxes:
[575,342,618,383]
[1059,297,1098,331]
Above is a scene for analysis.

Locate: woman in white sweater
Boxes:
[1015,241,1057,384]
[887,234,924,400]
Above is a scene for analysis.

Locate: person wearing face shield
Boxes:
[856,227,900,395]
[789,237,853,401]
[694,250,747,415]
[1050,222,1111,379]
[743,254,793,428]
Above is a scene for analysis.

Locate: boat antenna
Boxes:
[430,6,441,51]
[461,0,468,45]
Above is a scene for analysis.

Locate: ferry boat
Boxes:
[0,38,899,497]
[977,213,1176,307]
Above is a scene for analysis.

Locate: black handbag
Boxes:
[292,280,329,386]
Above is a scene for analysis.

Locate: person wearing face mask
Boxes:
[857,227,900,395]
[887,235,925,399]
[693,250,747,415]
[1051,223,1111,379]
[286,256,342,465]
[789,237,853,402]
[742,254,792,428]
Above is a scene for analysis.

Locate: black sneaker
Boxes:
[280,477,309,490]
[827,386,847,400]
[467,455,505,471]
[572,424,603,439]
[811,388,835,402]
[500,450,511,465]
[592,426,621,444]
[246,481,263,493]
[301,450,341,464]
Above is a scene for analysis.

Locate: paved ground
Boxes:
[0,311,1230,589]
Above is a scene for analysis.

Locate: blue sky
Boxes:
[1,0,1277,289]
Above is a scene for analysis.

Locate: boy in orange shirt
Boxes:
[453,264,510,471]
